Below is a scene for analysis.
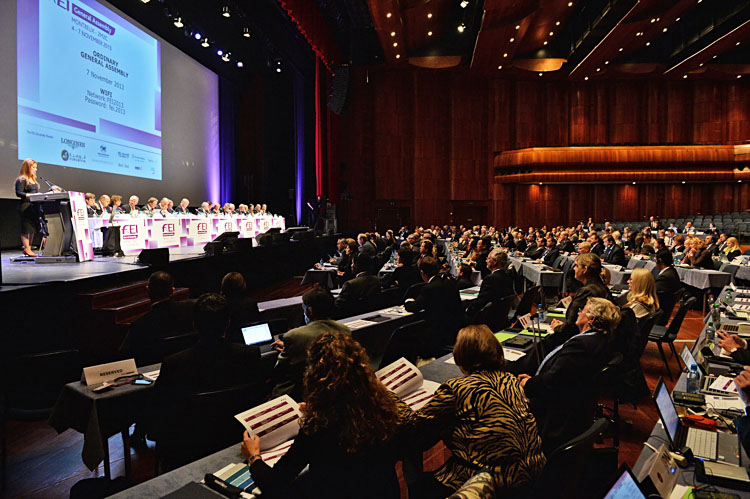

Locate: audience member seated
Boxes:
[733,368,750,458]
[337,239,358,285]
[474,237,492,278]
[456,264,475,290]
[686,237,713,269]
[358,232,377,256]
[155,293,262,468]
[271,287,350,399]
[672,235,685,254]
[242,333,401,499]
[602,235,626,266]
[549,253,613,348]
[723,236,742,261]
[405,257,464,357]
[119,271,195,366]
[718,331,750,365]
[400,325,545,497]
[467,250,516,322]
[334,253,381,318]
[519,298,620,454]
[221,272,261,343]
[589,235,604,256]
[538,237,560,267]
[382,248,421,297]
[624,268,659,319]
[600,267,612,287]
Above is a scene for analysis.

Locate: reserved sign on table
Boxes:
[82,359,138,386]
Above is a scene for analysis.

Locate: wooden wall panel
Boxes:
[336,67,750,231]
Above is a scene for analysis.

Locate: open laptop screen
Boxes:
[241,323,273,346]
[603,465,646,499]
[653,378,680,446]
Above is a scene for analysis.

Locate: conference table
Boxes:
[632,286,750,497]
[720,262,750,283]
[508,256,564,290]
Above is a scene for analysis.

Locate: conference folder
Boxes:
[233,358,440,467]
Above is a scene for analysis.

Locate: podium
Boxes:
[13,191,94,263]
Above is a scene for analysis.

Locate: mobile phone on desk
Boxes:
[132,379,152,386]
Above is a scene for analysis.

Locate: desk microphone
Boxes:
[37,175,54,190]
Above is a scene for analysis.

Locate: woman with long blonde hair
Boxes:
[14,158,41,256]
[625,267,659,319]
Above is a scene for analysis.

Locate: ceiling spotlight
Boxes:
[427,13,432,18]
[737,42,742,46]
[682,181,686,184]
[515,25,520,30]
[497,65,502,69]
[428,31,433,36]
[390,31,396,37]
[393,42,398,47]
[510,37,514,42]
[584,76,589,80]
[387,12,392,18]
[605,60,609,65]
[222,5,230,17]
[683,75,688,79]
[201,37,209,47]
[216,49,223,56]
[194,32,202,40]
[568,1,573,6]
[555,21,560,26]
[543,41,548,45]
[460,0,469,8]
[549,31,554,36]
[457,24,465,33]
[236,61,243,68]
[676,17,680,21]
[276,67,281,73]
[636,32,643,37]
[539,182,543,185]
[662,27,668,32]
[619,47,623,52]
[596,67,601,72]
[538,72,543,76]
[243,27,251,38]
[646,42,651,46]
[173,16,183,28]
[713,55,718,59]
[222,52,231,62]
[503,53,508,57]
[738,75,743,79]
[396,54,401,59]
[632,182,636,185]
[274,60,282,72]
[650,18,656,23]
[140,0,150,3]
[699,63,704,67]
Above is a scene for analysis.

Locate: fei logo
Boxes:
[197,222,208,235]
[52,0,69,11]
[162,223,175,238]
[121,224,139,240]
[224,221,234,232]
[77,208,86,221]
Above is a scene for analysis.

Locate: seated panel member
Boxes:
[109,195,123,215]
[334,253,381,318]
[123,195,140,214]
[271,287,351,400]
[144,197,158,216]
[98,194,110,214]
[519,298,620,454]
[175,198,191,215]
[84,192,100,217]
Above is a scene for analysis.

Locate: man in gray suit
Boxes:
[271,287,350,399]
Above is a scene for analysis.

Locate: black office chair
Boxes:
[533,418,611,498]
[154,383,266,474]
[511,285,541,324]
[403,282,426,301]
[379,286,403,308]
[379,320,426,369]
[1,349,81,490]
[594,353,624,446]
[649,297,696,380]
[476,295,515,332]
[160,332,199,359]
[655,288,685,326]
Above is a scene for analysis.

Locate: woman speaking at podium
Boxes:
[14,158,41,257]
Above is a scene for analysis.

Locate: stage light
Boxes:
[515,25,520,30]
[460,0,469,8]
[222,5,230,17]
[457,24,465,33]
[497,65,502,69]
[222,52,231,62]
[237,61,243,68]
[140,0,151,3]
[428,31,433,36]
[243,27,251,38]
[275,59,282,72]
[217,49,223,56]
[173,16,183,28]
[194,32,202,40]
[683,75,688,79]
[682,181,686,184]
[201,37,210,47]
[584,77,589,80]
[396,54,401,59]
[386,12,392,18]
[510,37,514,42]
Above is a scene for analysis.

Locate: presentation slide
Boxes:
[17,0,162,180]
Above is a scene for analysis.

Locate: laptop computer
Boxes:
[602,464,646,499]
[241,323,276,353]
[652,377,740,465]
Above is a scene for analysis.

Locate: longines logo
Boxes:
[61,138,85,150]
[61,150,69,161]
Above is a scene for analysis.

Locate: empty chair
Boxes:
[378,320,426,369]
[648,297,696,380]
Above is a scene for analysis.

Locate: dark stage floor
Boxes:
[0,247,206,287]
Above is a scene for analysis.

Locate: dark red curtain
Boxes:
[277,0,340,71]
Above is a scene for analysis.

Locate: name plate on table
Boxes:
[239,217,257,239]
[189,219,212,243]
[153,220,180,247]
[218,218,237,236]
[82,359,138,386]
[118,220,146,252]
[259,217,272,233]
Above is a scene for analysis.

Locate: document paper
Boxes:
[376,358,440,410]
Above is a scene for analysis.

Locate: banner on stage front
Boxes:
[188,219,211,243]
[153,220,180,247]
[68,191,94,261]
[118,220,146,252]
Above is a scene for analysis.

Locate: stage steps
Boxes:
[74,281,191,363]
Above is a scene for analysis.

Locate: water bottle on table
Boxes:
[686,364,701,394]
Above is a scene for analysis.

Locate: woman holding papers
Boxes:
[241,333,401,498]
[399,325,546,497]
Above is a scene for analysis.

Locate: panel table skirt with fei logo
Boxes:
[88,215,285,253]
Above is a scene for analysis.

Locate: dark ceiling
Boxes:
[104,0,750,81]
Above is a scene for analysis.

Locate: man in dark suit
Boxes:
[602,235,626,266]
[557,233,575,254]
[334,253,381,318]
[174,198,191,215]
[358,233,377,257]
[589,235,604,256]
[538,237,560,267]
[220,272,261,343]
[382,247,421,296]
[119,271,196,366]
[122,195,140,214]
[473,237,492,278]
[405,257,464,357]
[519,297,620,454]
[549,253,613,348]
[705,234,718,256]
[467,249,516,320]
[525,237,546,260]
[649,216,661,231]
[654,250,681,296]
[456,264,475,290]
